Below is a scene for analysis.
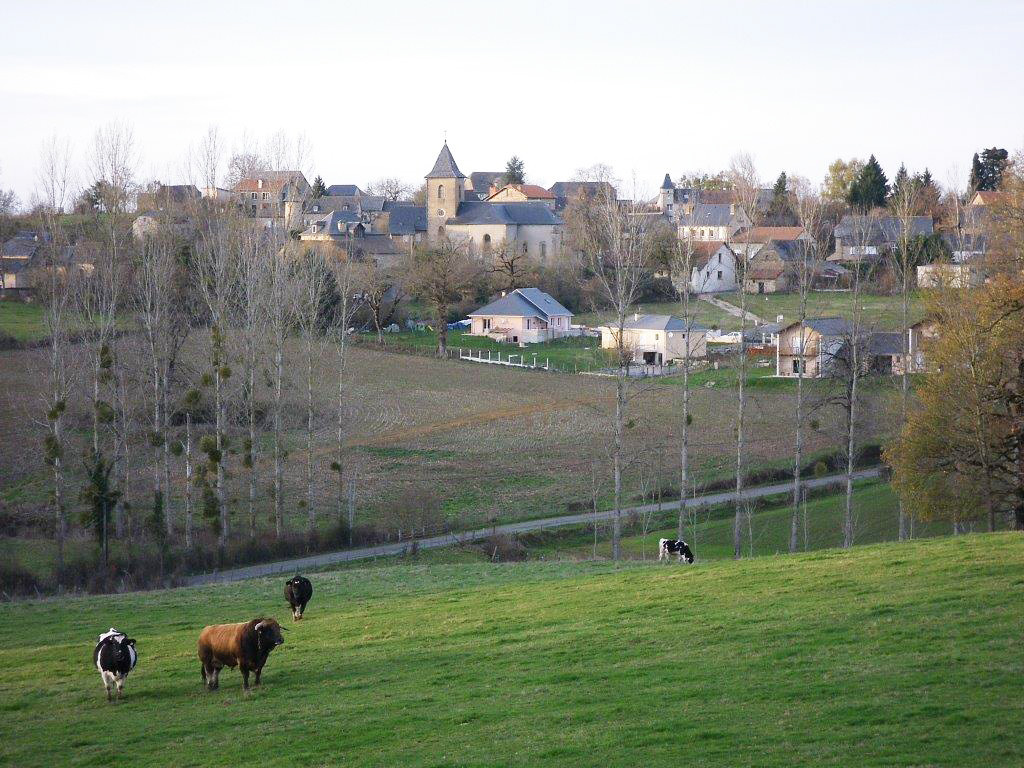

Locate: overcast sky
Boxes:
[2,0,1023,204]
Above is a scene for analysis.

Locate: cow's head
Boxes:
[111,636,135,662]
[254,619,285,650]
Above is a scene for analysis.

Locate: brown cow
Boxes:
[197,618,285,691]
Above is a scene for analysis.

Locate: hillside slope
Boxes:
[0,535,1021,767]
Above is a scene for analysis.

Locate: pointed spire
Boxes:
[425,142,466,179]
[661,173,674,190]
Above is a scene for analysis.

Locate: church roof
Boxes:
[449,201,561,226]
[425,143,466,179]
[661,173,674,190]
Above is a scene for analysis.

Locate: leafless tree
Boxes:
[329,256,360,536]
[266,241,296,537]
[293,246,333,541]
[194,211,239,548]
[889,180,922,541]
[487,239,537,293]
[232,222,268,538]
[406,240,477,357]
[357,259,404,343]
[366,177,413,201]
[577,185,652,560]
[727,153,761,558]
[35,137,75,573]
[789,177,825,552]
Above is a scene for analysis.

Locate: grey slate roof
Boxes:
[834,215,933,244]
[547,181,617,210]
[449,201,561,226]
[869,332,903,357]
[305,210,361,236]
[2,233,43,259]
[305,195,360,214]
[661,174,674,190]
[761,240,804,262]
[325,184,364,196]
[803,317,851,336]
[678,203,739,228]
[425,143,466,179]
[468,288,572,320]
[387,205,427,235]
[622,314,707,332]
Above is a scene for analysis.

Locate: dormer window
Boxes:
[312,205,320,212]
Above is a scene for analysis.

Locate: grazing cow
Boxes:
[284,575,313,620]
[93,628,137,701]
[198,618,285,691]
[658,538,695,563]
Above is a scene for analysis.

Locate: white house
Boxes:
[673,241,739,294]
[599,314,707,365]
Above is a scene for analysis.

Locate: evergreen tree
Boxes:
[311,175,327,198]
[969,147,1009,191]
[847,154,889,210]
[889,163,910,204]
[502,156,526,185]
[79,451,121,570]
[767,172,795,224]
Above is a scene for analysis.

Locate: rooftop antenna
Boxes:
[443,129,447,143]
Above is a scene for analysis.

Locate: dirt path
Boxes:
[700,294,763,326]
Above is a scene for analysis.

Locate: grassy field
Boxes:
[354,329,612,370]
[0,533,1020,767]
[521,481,965,562]
[0,300,47,342]
[721,290,927,330]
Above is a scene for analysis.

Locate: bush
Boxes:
[477,533,527,562]
[0,562,42,598]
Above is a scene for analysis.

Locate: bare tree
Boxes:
[366,177,413,201]
[577,185,651,560]
[329,256,360,537]
[357,259,404,343]
[789,177,825,552]
[233,223,268,538]
[293,246,333,542]
[487,239,537,293]
[35,136,75,575]
[889,179,922,541]
[194,211,239,548]
[406,240,476,357]
[266,241,296,537]
[727,153,761,558]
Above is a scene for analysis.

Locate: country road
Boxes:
[187,468,883,586]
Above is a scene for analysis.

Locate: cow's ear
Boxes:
[125,638,136,646]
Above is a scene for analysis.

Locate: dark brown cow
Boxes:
[197,618,285,691]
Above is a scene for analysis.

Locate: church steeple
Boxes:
[426,142,466,243]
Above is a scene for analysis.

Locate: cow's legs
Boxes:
[208,667,220,690]
[253,666,262,687]
[115,674,125,699]
[241,667,250,691]
[102,672,113,701]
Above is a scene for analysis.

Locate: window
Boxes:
[655,333,659,341]
[483,234,492,254]
[437,185,444,200]
[312,205,320,212]
[250,192,257,200]
[540,241,547,259]
[522,242,528,254]
[262,192,269,201]
[483,318,491,330]
[526,318,531,329]
[718,253,722,264]
[717,270,722,280]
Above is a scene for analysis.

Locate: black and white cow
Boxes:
[93,628,137,701]
[658,538,694,563]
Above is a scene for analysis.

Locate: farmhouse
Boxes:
[775,317,850,377]
[486,184,556,208]
[599,314,707,365]
[468,287,574,343]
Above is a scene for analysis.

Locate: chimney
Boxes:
[257,179,264,189]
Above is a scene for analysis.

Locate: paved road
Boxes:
[700,294,764,326]
[187,468,882,586]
